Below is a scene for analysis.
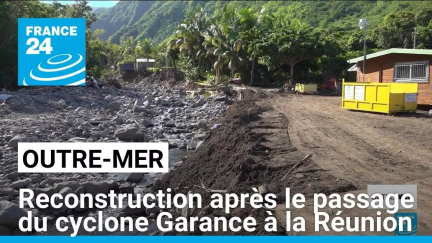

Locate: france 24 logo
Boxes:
[18,18,86,86]
[395,213,417,236]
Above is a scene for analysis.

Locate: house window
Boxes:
[394,61,429,83]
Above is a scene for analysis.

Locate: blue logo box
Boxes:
[394,213,417,236]
[18,18,86,86]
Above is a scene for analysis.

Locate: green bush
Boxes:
[183,66,200,84]
[205,74,218,85]
[147,67,161,73]
[220,75,230,83]
[101,69,122,89]
[87,66,103,78]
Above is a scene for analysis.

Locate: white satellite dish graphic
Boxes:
[22,54,86,86]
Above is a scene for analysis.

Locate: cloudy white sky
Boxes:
[41,1,119,8]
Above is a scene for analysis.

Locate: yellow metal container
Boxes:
[295,83,317,94]
[342,79,418,114]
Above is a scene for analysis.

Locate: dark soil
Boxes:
[155,89,356,235]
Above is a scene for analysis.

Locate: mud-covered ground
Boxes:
[270,94,432,235]
[156,90,356,235]
[157,90,432,235]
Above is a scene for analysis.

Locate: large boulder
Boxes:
[197,120,207,129]
[106,101,121,111]
[10,179,31,189]
[6,172,19,180]
[106,180,120,190]
[56,99,67,108]
[54,181,81,192]
[100,129,110,137]
[164,121,176,128]
[114,124,143,141]
[215,95,227,101]
[191,97,206,107]
[68,137,86,142]
[112,116,124,124]
[0,189,18,197]
[33,187,56,197]
[7,135,28,149]
[133,105,147,113]
[59,187,74,197]
[82,182,109,196]
[125,173,144,183]
[0,201,27,228]
[74,186,85,195]
[143,95,153,103]
[145,206,160,216]
[0,225,11,236]
[134,99,143,106]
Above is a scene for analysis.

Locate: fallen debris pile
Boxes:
[156,90,356,235]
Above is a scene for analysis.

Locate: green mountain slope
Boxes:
[91,0,431,44]
[92,7,107,14]
[109,1,202,44]
[91,1,155,42]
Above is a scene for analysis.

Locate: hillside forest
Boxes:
[2,1,432,89]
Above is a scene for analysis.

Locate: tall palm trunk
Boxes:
[250,57,256,86]
[173,59,177,82]
[289,62,295,86]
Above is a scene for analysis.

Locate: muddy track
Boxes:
[157,94,357,235]
[266,93,432,234]
[269,94,432,187]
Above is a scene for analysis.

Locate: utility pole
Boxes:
[363,24,367,82]
[413,27,418,49]
[359,19,367,82]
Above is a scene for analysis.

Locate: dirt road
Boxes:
[158,89,432,235]
[267,94,432,234]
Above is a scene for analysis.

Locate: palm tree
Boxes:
[135,38,154,58]
[168,6,213,83]
[242,7,275,85]
[175,6,210,68]
[166,37,180,81]
[205,7,246,81]
[120,36,135,63]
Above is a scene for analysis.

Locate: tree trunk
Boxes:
[250,58,256,86]
[289,62,295,86]
[198,57,202,73]
[215,67,220,84]
[173,59,177,82]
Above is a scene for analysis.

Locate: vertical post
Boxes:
[413,27,417,49]
[363,24,367,82]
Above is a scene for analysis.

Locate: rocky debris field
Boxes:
[0,79,230,235]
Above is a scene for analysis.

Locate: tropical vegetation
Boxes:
[2,1,432,90]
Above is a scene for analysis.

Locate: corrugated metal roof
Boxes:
[136,58,155,62]
[347,48,432,64]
